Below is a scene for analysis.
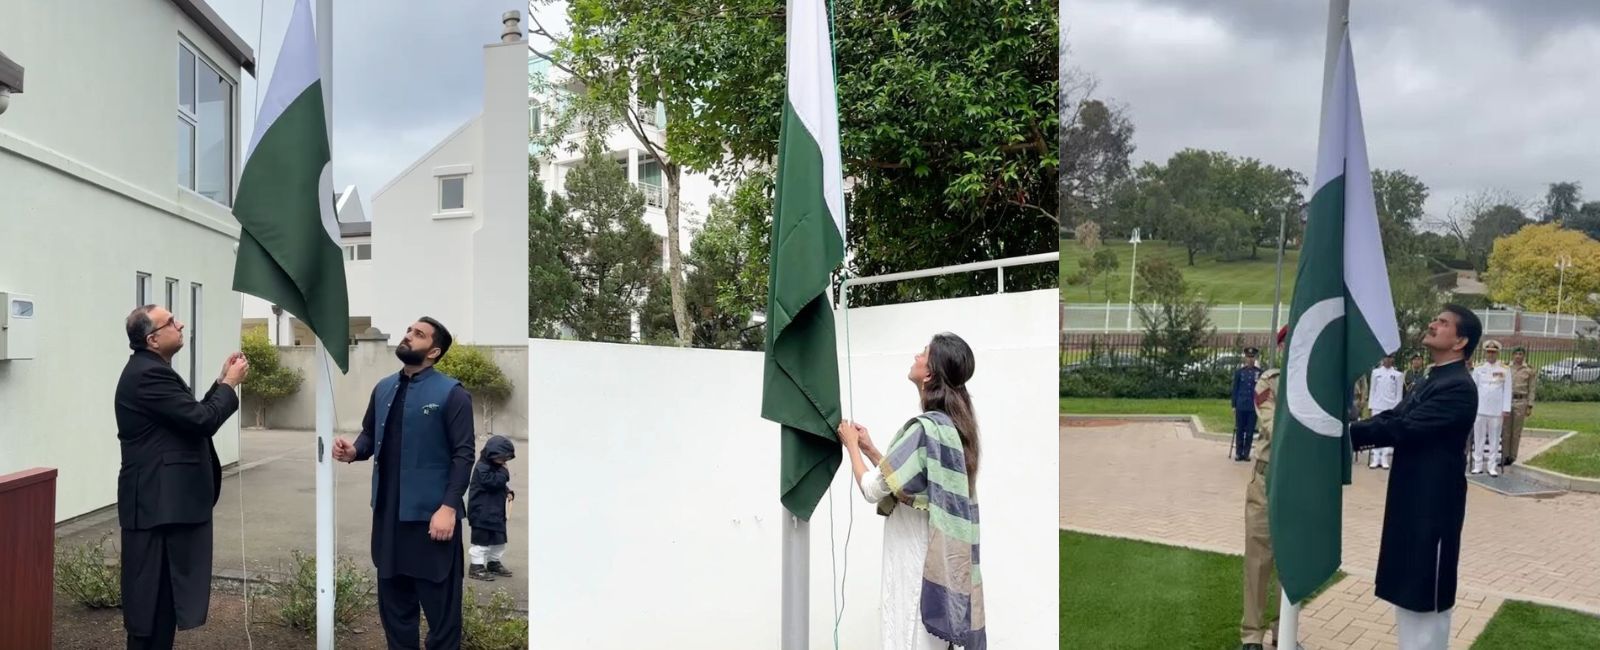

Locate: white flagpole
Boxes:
[781,510,809,649]
[315,0,335,647]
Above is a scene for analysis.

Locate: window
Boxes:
[529,104,542,135]
[439,176,465,211]
[345,243,371,260]
[178,43,235,206]
[189,283,202,390]
[136,273,152,307]
[165,278,179,309]
[638,160,664,208]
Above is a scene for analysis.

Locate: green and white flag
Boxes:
[1268,31,1399,604]
[761,0,846,521]
[232,0,349,372]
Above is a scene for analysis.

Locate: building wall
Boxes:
[370,36,527,347]
[0,0,245,522]
[246,340,528,440]
[527,289,1060,649]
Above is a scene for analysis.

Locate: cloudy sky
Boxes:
[1066,0,1600,221]
[210,0,522,218]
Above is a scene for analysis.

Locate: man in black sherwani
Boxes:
[1350,304,1482,649]
[115,305,248,649]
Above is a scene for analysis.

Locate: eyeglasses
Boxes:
[149,318,178,337]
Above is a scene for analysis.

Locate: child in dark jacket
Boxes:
[467,434,516,581]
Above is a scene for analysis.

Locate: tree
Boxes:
[434,345,515,433]
[241,327,303,429]
[1134,258,1213,378]
[1485,223,1600,312]
[1543,181,1582,224]
[1431,189,1529,272]
[528,169,578,338]
[1371,168,1429,256]
[1090,247,1119,299]
[1569,201,1600,242]
[1074,220,1102,251]
[555,140,664,342]
[542,0,1058,309]
[681,171,774,349]
[1063,98,1134,230]
[1468,204,1532,270]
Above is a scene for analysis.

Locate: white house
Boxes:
[367,12,528,347]
[0,0,251,522]
[241,186,376,345]
[528,51,722,259]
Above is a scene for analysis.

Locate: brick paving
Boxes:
[1060,417,1600,649]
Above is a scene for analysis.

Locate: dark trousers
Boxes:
[378,571,463,650]
[125,548,177,650]
[1234,409,1258,459]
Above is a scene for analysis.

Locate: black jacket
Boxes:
[1350,358,1478,613]
[115,350,239,530]
[467,435,515,533]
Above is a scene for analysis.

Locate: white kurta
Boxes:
[860,465,950,650]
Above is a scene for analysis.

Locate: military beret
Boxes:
[1512,346,1526,353]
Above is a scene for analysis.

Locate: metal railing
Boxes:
[1063,303,1599,339]
[637,182,664,208]
[839,252,1059,308]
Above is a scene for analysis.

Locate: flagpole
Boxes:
[781,509,809,650]
[315,0,335,647]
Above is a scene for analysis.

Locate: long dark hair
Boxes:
[920,332,980,490]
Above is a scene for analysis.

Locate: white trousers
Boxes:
[1369,408,1392,467]
[469,544,507,565]
[1472,414,1502,468]
[1395,606,1452,650]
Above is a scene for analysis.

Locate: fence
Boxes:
[1063,303,1600,339]
[1063,332,1599,379]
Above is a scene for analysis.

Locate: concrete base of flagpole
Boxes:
[781,510,809,650]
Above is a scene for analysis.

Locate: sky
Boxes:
[1065,0,1600,222]
[209,0,522,218]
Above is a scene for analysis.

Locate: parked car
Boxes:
[1539,358,1600,383]
[1061,351,1148,373]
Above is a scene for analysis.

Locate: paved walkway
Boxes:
[57,428,529,607]
[1060,417,1600,649]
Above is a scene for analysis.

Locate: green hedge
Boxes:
[1537,381,1600,402]
[1061,366,1233,399]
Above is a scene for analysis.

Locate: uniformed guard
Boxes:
[1404,354,1426,396]
[1469,339,1512,476]
[1231,346,1265,461]
[1506,346,1537,466]
[1241,327,1288,650]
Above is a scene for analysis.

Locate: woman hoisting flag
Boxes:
[837,332,986,650]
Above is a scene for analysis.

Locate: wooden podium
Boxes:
[0,467,57,649]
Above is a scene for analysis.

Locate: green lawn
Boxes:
[1061,398,1600,478]
[1062,239,1300,304]
[1472,600,1600,649]
[1061,530,1342,649]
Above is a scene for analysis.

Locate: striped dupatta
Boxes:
[878,411,985,649]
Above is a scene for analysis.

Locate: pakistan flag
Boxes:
[1267,31,1400,604]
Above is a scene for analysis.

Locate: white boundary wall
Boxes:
[529,289,1059,648]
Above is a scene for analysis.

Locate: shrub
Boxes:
[463,588,529,650]
[1061,366,1232,399]
[56,532,120,608]
[436,345,515,432]
[242,326,304,428]
[264,550,376,633]
[1538,381,1600,402]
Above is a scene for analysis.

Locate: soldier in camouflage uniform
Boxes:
[1505,346,1537,466]
[1241,327,1289,650]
